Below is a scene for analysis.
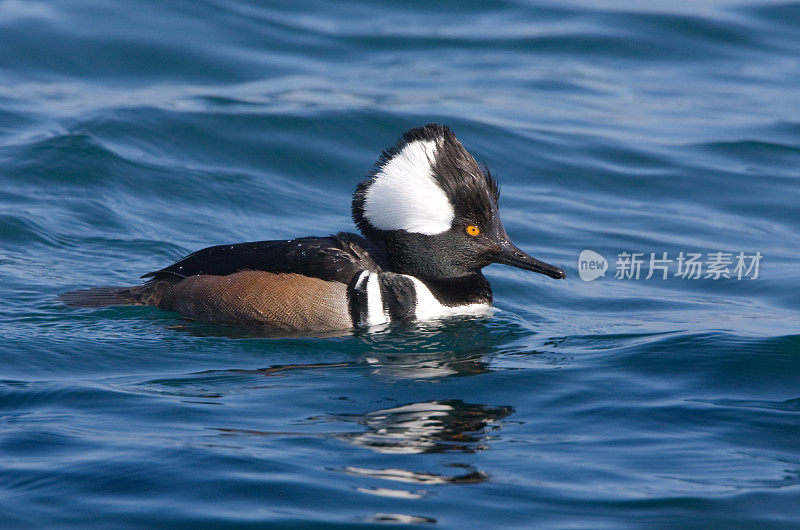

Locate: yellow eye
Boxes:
[466,225,481,236]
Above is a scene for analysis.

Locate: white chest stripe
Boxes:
[364,271,388,327]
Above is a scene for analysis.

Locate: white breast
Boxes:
[356,271,493,327]
[406,276,493,321]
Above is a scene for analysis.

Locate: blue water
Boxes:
[1,0,799,527]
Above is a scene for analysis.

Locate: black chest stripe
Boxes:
[348,272,418,327]
[347,271,371,328]
[378,273,417,322]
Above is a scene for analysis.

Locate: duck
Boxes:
[61,124,565,331]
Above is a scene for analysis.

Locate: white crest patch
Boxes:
[363,139,455,235]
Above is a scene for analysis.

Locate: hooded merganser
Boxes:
[62,124,565,331]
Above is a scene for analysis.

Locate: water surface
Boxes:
[1,0,799,527]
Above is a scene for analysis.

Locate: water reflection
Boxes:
[211,399,512,458]
[219,354,489,382]
[142,317,522,526]
[354,318,507,379]
[161,315,539,381]
[326,397,508,521]
[318,399,512,454]
[362,352,489,379]
[341,465,488,485]
[354,487,427,499]
[364,513,437,525]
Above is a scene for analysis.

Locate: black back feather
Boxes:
[141,232,384,285]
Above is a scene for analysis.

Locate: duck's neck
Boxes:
[358,233,493,308]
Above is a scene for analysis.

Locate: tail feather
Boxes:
[59,281,172,308]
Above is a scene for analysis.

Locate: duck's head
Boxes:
[352,124,566,281]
